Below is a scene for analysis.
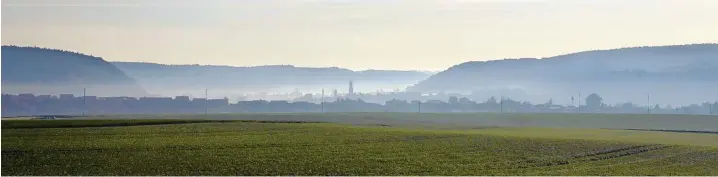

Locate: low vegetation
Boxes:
[2,119,718,176]
[1,119,227,129]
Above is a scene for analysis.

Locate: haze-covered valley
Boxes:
[2,44,717,106]
[110,62,432,99]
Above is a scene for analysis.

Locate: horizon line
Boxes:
[3,42,717,72]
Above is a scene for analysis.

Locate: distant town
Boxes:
[3,89,716,117]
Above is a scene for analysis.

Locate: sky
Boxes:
[2,0,717,71]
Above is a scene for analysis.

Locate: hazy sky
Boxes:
[3,0,717,71]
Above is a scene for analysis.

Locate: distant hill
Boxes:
[407,44,718,105]
[111,62,431,97]
[1,46,147,96]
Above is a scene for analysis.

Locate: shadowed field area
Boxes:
[1,119,313,129]
[1,119,230,129]
[2,118,718,176]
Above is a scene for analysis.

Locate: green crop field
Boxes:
[75,112,718,132]
[2,115,718,176]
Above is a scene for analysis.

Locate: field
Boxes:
[2,113,718,176]
[78,112,718,132]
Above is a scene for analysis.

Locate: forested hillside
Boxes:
[408,44,718,105]
[1,46,146,96]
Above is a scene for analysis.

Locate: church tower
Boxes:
[348,81,354,96]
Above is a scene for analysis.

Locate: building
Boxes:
[59,94,74,100]
[207,98,230,108]
[175,96,190,102]
[18,93,35,100]
[36,95,52,100]
[83,96,98,102]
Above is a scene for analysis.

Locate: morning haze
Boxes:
[3,0,717,71]
[4,1,718,176]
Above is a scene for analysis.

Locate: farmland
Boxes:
[2,113,718,176]
[75,112,718,131]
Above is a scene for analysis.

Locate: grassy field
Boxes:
[3,117,718,176]
[76,112,718,132]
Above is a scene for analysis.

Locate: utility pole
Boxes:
[647,94,651,114]
[321,89,325,113]
[500,95,504,113]
[418,101,421,113]
[205,89,208,116]
[577,93,581,113]
[82,88,86,116]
